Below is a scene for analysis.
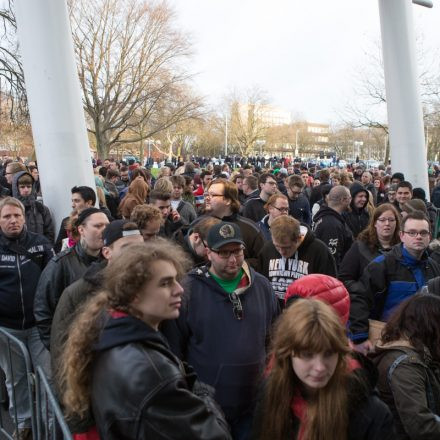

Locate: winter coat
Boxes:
[431,185,440,209]
[312,205,353,268]
[161,262,279,422]
[372,342,440,439]
[242,196,266,223]
[12,171,55,242]
[92,314,232,440]
[288,194,311,225]
[349,244,440,343]
[343,182,370,238]
[257,215,271,241]
[253,353,394,440]
[285,273,350,324]
[34,241,101,349]
[50,261,106,433]
[0,229,54,329]
[338,240,392,299]
[258,225,336,303]
[309,181,331,206]
[175,199,197,225]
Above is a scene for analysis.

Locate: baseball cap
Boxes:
[207,222,245,250]
[102,220,141,247]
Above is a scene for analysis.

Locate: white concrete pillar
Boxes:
[378,0,429,196]
[14,0,96,230]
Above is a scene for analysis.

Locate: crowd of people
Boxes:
[1,154,440,440]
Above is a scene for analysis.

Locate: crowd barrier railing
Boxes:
[0,327,72,440]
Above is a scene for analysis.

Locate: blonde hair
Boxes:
[0,196,25,215]
[271,215,300,242]
[154,177,173,193]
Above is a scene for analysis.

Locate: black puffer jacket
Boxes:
[34,241,101,349]
[12,171,55,242]
[0,229,54,329]
[92,314,232,440]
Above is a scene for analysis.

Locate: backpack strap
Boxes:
[387,352,437,413]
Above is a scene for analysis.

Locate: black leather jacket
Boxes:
[34,241,101,349]
[91,314,232,440]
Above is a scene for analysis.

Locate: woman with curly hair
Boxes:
[254,299,393,440]
[60,240,231,440]
[372,293,440,439]
[339,203,400,297]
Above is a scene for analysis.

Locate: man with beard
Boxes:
[203,178,265,268]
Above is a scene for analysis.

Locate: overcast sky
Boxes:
[171,0,440,125]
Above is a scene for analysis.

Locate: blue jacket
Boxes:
[0,229,54,329]
[162,262,279,421]
[349,244,440,343]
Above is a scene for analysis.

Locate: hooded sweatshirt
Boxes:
[161,262,279,421]
[12,171,55,242]
[313,205,353,268]
[258,225,337,302]
[343,182,370,238]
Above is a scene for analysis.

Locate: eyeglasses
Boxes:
[265,181,277,186]
[289,189,302,196]
[272,206,289,213]
[377,217,396,223]
[211,247,244,259]
[204,192,224,198]
[229,291,243,320]
[402,230,430,238]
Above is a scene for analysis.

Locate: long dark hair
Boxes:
[381,294,440,361]
[259,299,350,440]
[357,203,400,252]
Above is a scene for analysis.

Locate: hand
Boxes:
[352,339,373,356]
[171,209,181,223]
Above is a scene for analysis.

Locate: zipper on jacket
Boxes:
[16,252,26,329]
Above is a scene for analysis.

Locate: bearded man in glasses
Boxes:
[162,221,279,440]
[349,210,440,356]
[202,178,265,269]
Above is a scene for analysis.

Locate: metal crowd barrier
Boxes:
[0,328,72,440]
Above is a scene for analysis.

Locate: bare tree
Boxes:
[227,87,270,156]
[341,39,440,164]
[69,0,202,159]
[0,0,27,120]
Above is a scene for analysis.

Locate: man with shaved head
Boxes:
[312,185,353,268]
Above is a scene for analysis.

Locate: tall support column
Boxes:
[14,0,96,230]
[378,0,429,196]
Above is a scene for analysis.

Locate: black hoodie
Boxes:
[12,171,55,242]
[343,182,370,238]
[258,225,337,303]
[313,205,353,268]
